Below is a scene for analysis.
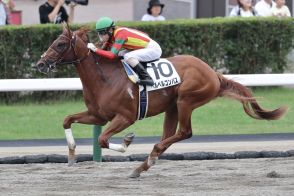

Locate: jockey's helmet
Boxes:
[95,17,116,34]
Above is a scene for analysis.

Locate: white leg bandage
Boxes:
[109,143,127,153]
[65,128,76,150]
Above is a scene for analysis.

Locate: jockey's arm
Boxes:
[94,39,125,59]
[95,49,116,59]
[87,43,117,59]
[101,42,112,50]
[88,36,125,59]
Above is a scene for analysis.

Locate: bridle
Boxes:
[41,34,90,71]
[40,31,106,81]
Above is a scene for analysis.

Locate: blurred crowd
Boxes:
[230,0,291,17]
[0,0,15,25]
[0,0,292,27]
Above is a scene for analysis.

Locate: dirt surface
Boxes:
[0,158,294,196]
[1,140,294,158]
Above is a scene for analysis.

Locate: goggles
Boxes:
[97,30,108,36]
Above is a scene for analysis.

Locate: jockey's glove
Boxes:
[87,43,97,52]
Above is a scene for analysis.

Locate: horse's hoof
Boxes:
[124,133,135,147]
[68,159,76,167]
[129,170,140,178]
[124,133,135,142]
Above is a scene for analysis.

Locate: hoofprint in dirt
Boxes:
[0,158,293,196]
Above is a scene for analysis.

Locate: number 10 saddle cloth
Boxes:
[122,59,181,120]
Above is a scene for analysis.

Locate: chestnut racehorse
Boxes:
[36,25,287,178]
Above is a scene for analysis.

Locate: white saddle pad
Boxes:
[146,59,181,91]
[122,58,181,91]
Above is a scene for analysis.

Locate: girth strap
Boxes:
[137,85,148,120]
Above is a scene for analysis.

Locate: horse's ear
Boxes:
[62,22,67,32]
[62,22,72,37]
[66,22,72,37]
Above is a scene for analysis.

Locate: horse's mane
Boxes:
[74,27,91,43]
[76,27,90,35]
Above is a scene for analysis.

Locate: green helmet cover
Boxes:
[95,17,115,31]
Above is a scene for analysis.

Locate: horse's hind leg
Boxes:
[161,105,178,141]
[129,105,184,178]
[130,94,213,178]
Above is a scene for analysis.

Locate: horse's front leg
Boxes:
[98,114,135,153]
[63,111,106,166]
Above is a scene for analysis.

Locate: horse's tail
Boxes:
[216,72,287,120]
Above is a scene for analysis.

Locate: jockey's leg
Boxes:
[63,111,107,166]
[124,40,162,86]
[126,57,154,86]
[133,62,154,86]
[98,114,135,153]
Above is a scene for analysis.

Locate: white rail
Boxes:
[225,74,294,87]
[0,78,82,92]
[0,74,293,92]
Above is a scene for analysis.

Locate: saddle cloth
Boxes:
[122,59,181,120]
[122,58,181,91]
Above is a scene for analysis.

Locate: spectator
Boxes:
[141,0,165,21]
[0,0,7,25]
[230,0,257,17]
[0,0,14,25]
[39,0,76,24]
[4,0,14,10]
[255,0,276,16]
[271,0,291,17]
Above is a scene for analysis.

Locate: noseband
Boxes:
[41,34,90,71]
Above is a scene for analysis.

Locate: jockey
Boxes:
[87,17,162,86]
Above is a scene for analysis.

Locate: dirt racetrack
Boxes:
[0,157,294,196]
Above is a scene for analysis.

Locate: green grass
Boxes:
[0,87,293,140]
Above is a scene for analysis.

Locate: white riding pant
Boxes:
[121,39,162,67]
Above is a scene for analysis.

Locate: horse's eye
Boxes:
[57,42,66,50]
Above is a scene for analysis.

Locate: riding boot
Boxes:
[133,63,154,86]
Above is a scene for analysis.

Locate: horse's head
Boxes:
[36,24,90,74]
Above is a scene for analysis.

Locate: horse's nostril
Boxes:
[37,62,42,66]
[37,62,45,69]
[36,62,49,74]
